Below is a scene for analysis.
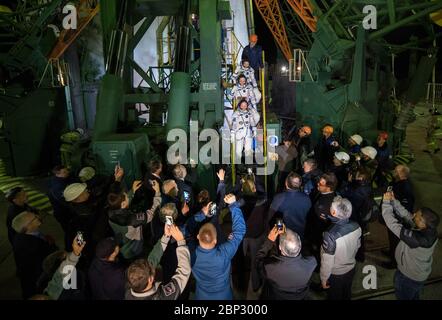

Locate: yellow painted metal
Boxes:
[48,1,100,59]
[285,0,317,32]
[261,51,267,192]
[254,0,293,61]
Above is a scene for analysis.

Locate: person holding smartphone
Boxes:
[256,225,317,300]
[191,194,246,300]
[172,164,194,210]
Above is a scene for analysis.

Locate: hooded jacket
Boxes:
[382,200,438,282]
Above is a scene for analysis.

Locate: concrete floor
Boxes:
[0,102,441,300]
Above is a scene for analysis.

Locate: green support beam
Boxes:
[100,0,120,64]
[166,72,191,132]
[198,0,225,127]
[128,15,156,52]
[342,2,439,22]
[92,74,125,140]
[127,56,162,93]
[387,0,396,24]
[368,2,442,41]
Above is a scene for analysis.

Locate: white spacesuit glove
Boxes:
[230,130,235,144]
[252,127,257,137]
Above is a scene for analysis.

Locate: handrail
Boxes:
[261,51,267,192]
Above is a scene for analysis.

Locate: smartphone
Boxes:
[183,191,190,203]
[208,203,217,217]
[76,231,85,246]
[165,216,173,226]
[247,168,252,175]
[387,186,393,192]
[276,218,284,231]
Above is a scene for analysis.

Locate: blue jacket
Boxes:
[191,202,246,300]
[269,189,312,238]
[241,45,263,70]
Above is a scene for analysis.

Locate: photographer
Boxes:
[126,224,191,300]
[107,180,161,260]
[256,225,316,300]
[44,234,86,300]
[191,194,246,300]
[382,191,439,300]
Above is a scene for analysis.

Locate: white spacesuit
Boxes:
[232,65,258,88]
[229,83,258,110]
[231,104,261,162]
[231,66,262,104]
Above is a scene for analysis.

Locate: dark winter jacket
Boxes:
[88,258,126,300]
[241,44,263,71]
[257,239,316,300]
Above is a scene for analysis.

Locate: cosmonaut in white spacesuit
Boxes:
[231,99,261,163]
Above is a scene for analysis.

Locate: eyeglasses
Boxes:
[26,215,42,228]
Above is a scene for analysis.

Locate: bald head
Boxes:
[162,179,178,197]
[12,211,40,234]
[197,223,217,249]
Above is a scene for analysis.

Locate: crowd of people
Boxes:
[4,120,440,301]
[3,35,439,302]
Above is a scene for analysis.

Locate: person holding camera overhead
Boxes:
[107,179,161,260]
[190,193,246,300]
[256,225,316,300]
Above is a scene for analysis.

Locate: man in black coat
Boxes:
[11,211,57,299]
[256,226,316,300]
[47,165,73,249]
[340,168,373,262]
[306,173,338,255]
[6,187,38,245]
[88,237,126,300]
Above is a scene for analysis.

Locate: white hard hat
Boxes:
[334,151,350,164]
[63,183,87,202]
[78,166,96,182]
[361,146,377,160]
[350,134,363,145]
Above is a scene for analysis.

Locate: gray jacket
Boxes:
[44,252,80,300]
[382,200,438,282]
[126,237,191,300]
[320,219,361,283]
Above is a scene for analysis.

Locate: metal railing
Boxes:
[426,83,442,109]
